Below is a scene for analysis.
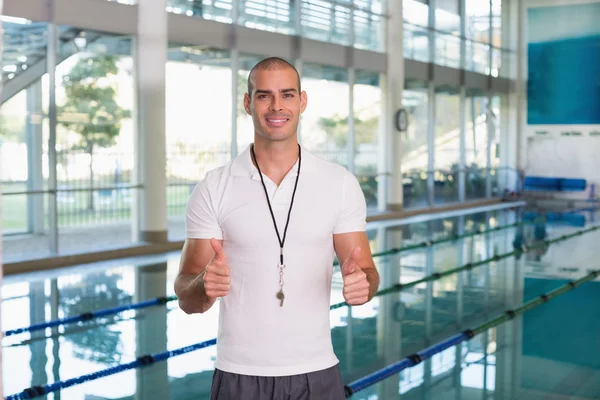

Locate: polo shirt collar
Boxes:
[231,143,306,181]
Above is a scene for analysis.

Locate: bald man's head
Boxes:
[247,57,301,95]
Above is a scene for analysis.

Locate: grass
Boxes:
[2,182,193,235]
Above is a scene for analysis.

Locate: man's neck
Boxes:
[252,138,300,186]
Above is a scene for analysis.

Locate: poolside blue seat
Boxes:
[524,176,587,192]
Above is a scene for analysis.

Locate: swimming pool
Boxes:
[2,208,599,399]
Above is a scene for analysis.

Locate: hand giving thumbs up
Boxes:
[341,247,369,305]
[202,238,231,299]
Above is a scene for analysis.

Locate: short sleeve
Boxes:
[185,176,223,240]
[333,171,367,234]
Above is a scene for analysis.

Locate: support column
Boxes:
[427,83,436,206]
[26,81,45,234]
[459,87,466,202]
[428,0,436,206]
[47,10,59,254]
[504,0,520,192]
[385,0,403,211]
[486,94,493,198]
[134,0,168,243]
[458,0,466,203]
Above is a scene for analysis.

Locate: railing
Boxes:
[402,166,521,209]
[1,159,518,237]
[0,141,519,263]
[164,0,387,52]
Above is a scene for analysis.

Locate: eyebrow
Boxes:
[255,88,298,95]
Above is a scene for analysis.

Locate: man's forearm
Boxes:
[364,266,380,301]
[174,273,215,314]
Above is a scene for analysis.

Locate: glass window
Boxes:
[353,0,385,52]
[435,0,461,68]
[238,0,296,35]
[434,86,460,204]
[55,29,135,254]
[237,53,270,151]
[300,63,349,168]
[354,70,382,210]
[435,0,460,34]
[404,21,431,63]
[353,9,384,52]
[301,0,352,47]
[402,80,429,209]
[490,95,501,168]
[166,0,233,24]
[404,0,430,27]
[465,90,489,200]
[491,0,502,48]
[490,94,503,197]
[465,90,489,168]
[465,40,490,74]
[465,0,490,43]
[435,31,461,68]
[166,46,232,240]
[1,19,49,260]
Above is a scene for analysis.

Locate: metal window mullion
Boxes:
[486,93,493,197]
[47,16,59,255]
[428,82,435,206]
[488,0,493,74]
[429,0,436,64]
[295,0,302,35]
[459,87,466,202]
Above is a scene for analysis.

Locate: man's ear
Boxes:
[244,92,252,115]
[300,90,307,114]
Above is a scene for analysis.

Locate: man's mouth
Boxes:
[265,117,289,127]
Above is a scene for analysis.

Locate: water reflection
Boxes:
[2,210,599,399]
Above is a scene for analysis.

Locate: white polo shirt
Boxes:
[185,143,367,376]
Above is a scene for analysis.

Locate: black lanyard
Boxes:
[250,144,301,267]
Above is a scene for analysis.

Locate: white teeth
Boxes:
[268,119,286,123]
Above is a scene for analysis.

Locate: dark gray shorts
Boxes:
[209,364,346,400]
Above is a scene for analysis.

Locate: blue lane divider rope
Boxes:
[6,262,598,399]
[4,296,175,337]
[6,227,599,398]
[5,338,217,400]
[343,269,600,397]
[3,221,521,338]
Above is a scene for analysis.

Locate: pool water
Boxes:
[2,209,599,399]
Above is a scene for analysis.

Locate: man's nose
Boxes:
[270,97,283,111]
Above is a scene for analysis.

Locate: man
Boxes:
[175,57,379,399]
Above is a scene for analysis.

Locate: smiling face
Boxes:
[244,66,307,144]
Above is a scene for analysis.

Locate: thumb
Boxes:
[210,238,227,261]
[342,247,361,275]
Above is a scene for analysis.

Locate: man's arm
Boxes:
[334,231,380,304]
[175,238,230,314]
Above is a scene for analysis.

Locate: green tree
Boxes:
[317,113,379,148]
[0,115,25,144]
[318,113,380,206]
[58,55,130,211]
